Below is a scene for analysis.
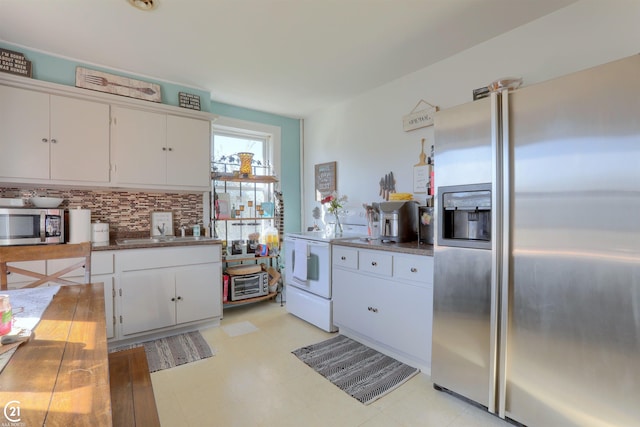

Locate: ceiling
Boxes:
[0,0,577,118]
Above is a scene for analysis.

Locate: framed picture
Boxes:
[216,193,231,220]
[150,211,174,237]
[315,161,336,201]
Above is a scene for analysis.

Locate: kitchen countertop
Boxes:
[332,237,433,256]
[91,233,223,251]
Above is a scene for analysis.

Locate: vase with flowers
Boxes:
[321,192,348,236]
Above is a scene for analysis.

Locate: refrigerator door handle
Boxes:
[497,88,511,419]
[488,91,501,415]
[488,89,511,418]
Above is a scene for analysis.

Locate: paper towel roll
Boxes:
[69,208,92,243]
[92,221,110,244]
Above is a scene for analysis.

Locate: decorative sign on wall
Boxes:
[150,211,174,237]
[403,99,438,132]
[179,92,201,110]
[315,161,336,201]
[75,66,161,103]
[0,48,32,78]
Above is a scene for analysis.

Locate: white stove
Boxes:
[284,214,367,332]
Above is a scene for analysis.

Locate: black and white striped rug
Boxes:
[292,335,419,405]
[110,331,214,372]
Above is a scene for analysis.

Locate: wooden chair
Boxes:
[0,242,92,290]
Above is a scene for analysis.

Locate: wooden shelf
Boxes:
[223,255,277,263]
[218,217,274,223]
[223,291,278,306]
[212,173,278,184]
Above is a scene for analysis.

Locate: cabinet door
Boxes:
[0,85,49,179]
[93,275,115,339]
[112,106,166,185]
[334,264,432,364]
[166,115,210,187]
[175,263,221,324]
[50,95,110,182]
[333,268,381,337]
[380,281,432,362]
[120,269,175,335]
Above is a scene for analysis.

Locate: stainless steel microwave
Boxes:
[0,208,65,246]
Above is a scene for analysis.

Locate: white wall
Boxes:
[302,0,640,230]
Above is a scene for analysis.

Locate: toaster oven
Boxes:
[229,271,269,301]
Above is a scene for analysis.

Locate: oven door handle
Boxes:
[291,276,310,288]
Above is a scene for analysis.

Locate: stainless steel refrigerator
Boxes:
[432,54,640,427]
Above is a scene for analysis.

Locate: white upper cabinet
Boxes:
[111,106,166,185]
[1,74,216,190]
[112,106,211,189]
[0,85,110,182]
[166,115,211,187]
[49,95,110,182]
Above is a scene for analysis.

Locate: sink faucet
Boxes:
[179,225,188,237]
[157,224,166,237]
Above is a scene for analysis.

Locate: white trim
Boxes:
[299,119,306,231]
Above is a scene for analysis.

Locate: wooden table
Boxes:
[0,283,112,426]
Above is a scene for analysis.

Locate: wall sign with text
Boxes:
[179,92,201,110]
[315,161,336,201]
[0,48,32,78]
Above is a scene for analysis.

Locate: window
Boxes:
[211,119,280,245]
[212,130,271,176]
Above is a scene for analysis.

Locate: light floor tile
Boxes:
[151,300,515,426]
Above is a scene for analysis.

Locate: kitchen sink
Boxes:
[115,236,218,245]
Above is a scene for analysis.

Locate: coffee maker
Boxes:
[379,201,418,243]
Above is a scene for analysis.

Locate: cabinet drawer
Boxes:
[358,250,392,277]
[393,255,433,286]
[332,246,358,270]
[118,245,220,271]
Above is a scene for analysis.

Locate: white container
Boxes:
[69,208,91,243]
[91,221,110,244]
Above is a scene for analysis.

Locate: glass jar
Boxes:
[0,295,13,336]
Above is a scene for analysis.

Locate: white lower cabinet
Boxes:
[116,245,222,339]
[332,246,434,372]
[119,263,221,336]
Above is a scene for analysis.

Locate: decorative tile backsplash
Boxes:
[0,187,205,235]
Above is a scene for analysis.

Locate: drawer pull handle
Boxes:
[371,261,377,266]
[410,267,417,273]
[341,256,346,260]
[367,306,378,313]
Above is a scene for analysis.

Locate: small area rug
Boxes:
[110,331,214,373]
[292,335,419,405]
